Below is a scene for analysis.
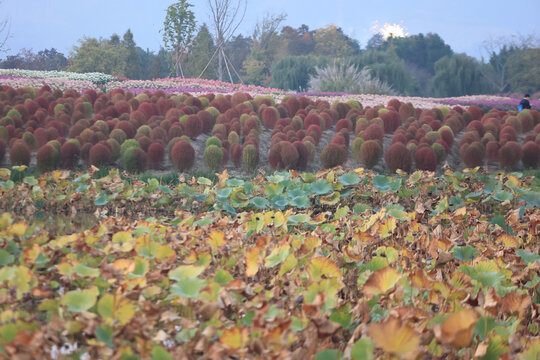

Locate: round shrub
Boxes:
[498,141,522,170]
[137,136,152,152]
[485,141,500,162]
[231,144,242,167]
[109,128,127,145]
[36,144,59,173]
[362,123,384,142]
[106,138,120,161]
[460,141,485,168]
[321,143,347,169]
[293,141,309,170]
[203,145,223,172]
[228,131,239,146]
[120,139,141,158]
[242,144,259,173]
[22,131,36,149]
[147,142,165,169]
[467,105,483,120]
[380,111,401,133]
[198,110,215,133]
[415,146,438,171]
[122,147,147,173]
[466,120,484,137]
[115,120,135,138]
[9,140,31,166]
[385,143,412,173]
[351,137,364,161]
[136,125,152,138]
[424,131,441,145]
[89,143,110,168]
[261,107,279,129]
[279,141,299,170]
[206,136,222,148]
[185,115,202,138]
[522,142,540,169]
[360,140,382,169]
[305,124,322,144]
[171,140,195,172]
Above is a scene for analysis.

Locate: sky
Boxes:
[1,0,538,60]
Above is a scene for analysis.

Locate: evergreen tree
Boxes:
[184,24,217,79]
[123,29,142,79]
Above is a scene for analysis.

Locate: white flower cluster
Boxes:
[0,69,117,84]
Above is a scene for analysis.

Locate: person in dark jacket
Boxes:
[519,94,531,111]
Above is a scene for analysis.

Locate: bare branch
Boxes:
[0,0,11,54]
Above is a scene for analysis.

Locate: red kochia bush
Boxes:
[414,146,438,171]
[522,142,540,168]
[36,144,59,173]
[9,140,31,166]
[197,110,215,133]
[380,111,401,133]
[279,141,299,169]
[335,118,352,133]
[138,101,159,119]
[320,143,347,169]
[304,113,323,129]
[460,141,485,168]
[171,140,195,172]
[147,142,165,169]
[293,141,309,170]
[485,141,499,162]
[115,120,135,139]
[0,140,5,162]
[261,107,279,129]
[60,141,80,169]
[498,141,522,169]
[362,123,384,143]
[385,143,412,173]
[360,140,382,169]
[185,115,202,138]
[467,105,484,121]
[88,143,110,167]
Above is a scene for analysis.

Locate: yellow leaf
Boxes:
[245,247,261,277]
[8,222,27,237]
[369,317,420,358]
[308,257,342,281]
[363,267,402,296]
[279,253,298,277]
[435,309,478,348]
[455,207,467,217]
[207,230,225,249]
[220,327,249,349]
[23,244,41,264]
[112,259,135,274]
[156,245,176,261]
[169,265,205,280]
[498,234,518,248]
[379,217,397,238]
[112,231,133,243]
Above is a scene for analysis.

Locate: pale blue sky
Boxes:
[1,0,538,59]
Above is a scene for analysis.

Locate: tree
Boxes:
[224,34,252,82]
[148,48,171,79]
[184,24,217,79]
[123,29,142,79]
[68,37,128,77]
[161,0,197,78]
[207,0,247,81]
[0,48,67,70]
[270,56,315,91]
[242,12,286,85]
[431,54,494,97]
[480,34,539,94]
[388,33,453,74]
[507,47,540,94]
[313,24,360,57]
[0,1,10,54]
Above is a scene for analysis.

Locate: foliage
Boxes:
[68,36,129,78]
[313,24,360,57]
[270,56,315,91]
[203,144,223,172]
[161,0,197,78]
[320,143,347,168]
[242,144,258,173]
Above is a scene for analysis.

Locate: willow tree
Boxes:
[161,0,197,78]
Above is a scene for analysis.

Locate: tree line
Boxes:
[0,3,538,98]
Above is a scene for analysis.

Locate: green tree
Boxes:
[184,23,217,79]
[432,53,495,97]
[507,47,540,94]
[161,0,197,78]
[68,37,128,77]
[224,35,252,82]
[388,33,452,74]
[148,48,171,79]
[270,56,315,91]
[313,24,360,58]
[123,29,142,79]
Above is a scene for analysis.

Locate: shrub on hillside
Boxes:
[321,143,347,169]
[203,145,223,172]
[415,146,438,171]
[361,123,384,143]
[185,115,202,138]
[89,143,111,168]
[171,140,195,172]
[147,142,165,169]
[122,147,147,173]
[242,144,259,173]
[36,144,59,173]
[460,141,485,168]
[522,142,540,168]
[498,141,522,170]
[360,140,382,169]
[385,143,412,173]
[261,107,279,129]
[9,140,31,166]
[115,120,135,139]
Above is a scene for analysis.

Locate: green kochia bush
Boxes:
[242,144,259,173]
[205,136,222,148]
[203,145,223,172]
[120,139,141,158]
[122,147,147,173]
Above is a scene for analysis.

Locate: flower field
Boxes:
[0,72,539,359]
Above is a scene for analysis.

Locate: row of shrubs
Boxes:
[1,84,539,174]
